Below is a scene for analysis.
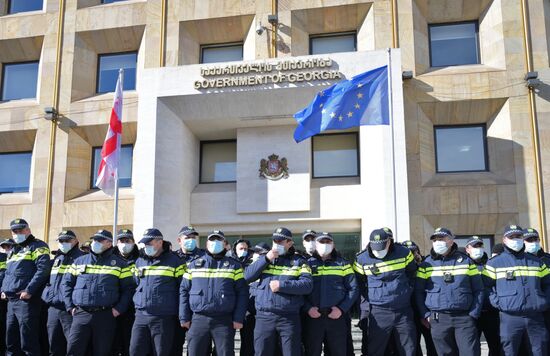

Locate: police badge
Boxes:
[259,154,289,181]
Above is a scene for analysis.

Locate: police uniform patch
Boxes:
[111,260,116,266]
[196,259,204,267]
[15,219,20,224]
[223,261,229,267]
[510,225,517,229]
[436,227,442,232]
[457,256,463,263]
[54,259,62,267]
[277,228,282,233]
[374,235,381,241]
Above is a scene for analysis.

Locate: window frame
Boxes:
[311,131,360,179]
[433,123,489,174]
[309,31,357,55]
[199,42,244,64]
[428,20,480,68]
[0,150,33,194]
[96,51,138,94]
[90,143,134,189]
[199,139,238,184]
[1,60,40,102]
[7,0,43,14]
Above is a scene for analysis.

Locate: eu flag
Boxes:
[293,66,389,142]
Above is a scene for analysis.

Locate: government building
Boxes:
[0,0,549,257]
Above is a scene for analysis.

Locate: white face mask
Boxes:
[372,248,388,259]
[207,240,224,255]
[433,240,449,255]
[303,241,316,254]
[144,245,158,257]
[236,249,248,258]
[91,241,105,254]
[273,243,286,255]
[469,247,484,260]
[505,238,524,252]
[316,243,333,257]
[118,243,134,255]
[525,241,540,254]
[58,242,73,254]
[12,234,27,244]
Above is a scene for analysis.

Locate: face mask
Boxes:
[207,240,224,255]
[183,239,197,251]
[91,241,105,254]
[505,238,524,252]
[316,243,333,257]
[237,249,248,258]
[433,241,449,255]
[12,234,27,244]
[303,241,316,254]
[372,248,388,259]
[58,242,73,254]
[144,245,158,257]
[274,243,286,255]
[118,243,134,255]
[524,241,541,254]
[469,247,484,260]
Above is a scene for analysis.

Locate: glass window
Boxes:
[434,125,488,173]
[310,32,356,55]
[429,22,479,67]
[455,235,494,256]
[312,133,359,178]
[201,44,243,64]
[200,141,237,183]
[1,62,39,101]
[91,145,133,188]
[97,52,137,93]
[8,0,42,14]
[0,152,32,193]
[101,0,127,3]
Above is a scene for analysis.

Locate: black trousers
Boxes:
[187,314,235,356]
[303,313,348,356]
[111,307,134,356]
[430,312,480,356]
[368,307,416,356]
[129,314,176,356]
[47,307,72,356]
[477,309,501,356]
[6,298,42,356]
[67,308,116,356]
[254,312,301,356]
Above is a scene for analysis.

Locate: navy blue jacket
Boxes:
[63,248,135,313]
[176,248,205,265]
[0,253,6,289]
[134,244,184,316]
[244,247,313,315]
[415,243,484,319]
[472,252,496,312]
[42,245,84,309]
[1,235,51,298]
[483,246,550,313]
[305,250,358,313]
[354,242,416,311]
[179,251,248,324]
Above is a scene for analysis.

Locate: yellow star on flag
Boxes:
[354,103,360,109]
[357,93,363,99]
[338,115,344,121]
[330,112,336,118]
[347,112,353,118]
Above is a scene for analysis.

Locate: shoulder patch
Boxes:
[223,260,229,267]
[111,259,116,266]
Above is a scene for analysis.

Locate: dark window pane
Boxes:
[97,53,137,93]
[200,141,237,183]
[430,22,479,67]
[201,45,243,64]
[310,33,356,55]
[313,134,358,178]
[2,62,39,101]
[8,0,42,14]
[435,125,487,172]
[0,152,32,193]
[92,145,133,188]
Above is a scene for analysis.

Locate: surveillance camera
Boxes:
[256,23,265,35]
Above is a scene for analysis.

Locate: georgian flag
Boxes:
[95,69,123,196]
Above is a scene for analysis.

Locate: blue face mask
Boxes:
[207,240,224,255]
[183,239,197,251]
[144,245,158,257]
[237,250,248,258]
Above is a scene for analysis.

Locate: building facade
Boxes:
[0,0,549,255]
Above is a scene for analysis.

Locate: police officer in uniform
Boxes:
[355,229,417,356]
[415,227,484,356]
[41,230,83,356]
[0,239,13,355]
[244,227,313,356]
[179,230,248,356]
[304,232,358,356]
[483,225,550,355]
[63,229,135,356]
[298,230,317,258]
[1,218,51,356]
[129,228,183,356]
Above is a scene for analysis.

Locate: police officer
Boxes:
[244,227,313,356]
[464,236,501,356]
[483,225,550,355]
[41,230,83,356]
[179,230,248,356]
[298,230,317,258]
[354,229,417,356]
[415,227,484,356]
[112,229,139,356]
[0,239,13,355]
[63,229,135,356]
[304,232,358,356]
[1,218,50,356]
[129,228,183,356]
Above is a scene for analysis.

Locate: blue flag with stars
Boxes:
[293,65,389,142]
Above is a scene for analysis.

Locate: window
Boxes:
[0,152,32,193]
[97,52,137,93]
[91,145,133,188]
[200,43,243,64]
[429,22,480,67]
[200,140,237,183]
[312,133,359,178]
[434,125,488,173]
[310,32,356,55]
[101,0,127,3]
[455,235,494,256]
[1,62,39,101]
[7,0,42,14]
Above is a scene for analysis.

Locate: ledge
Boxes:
[67,187,134,202]
[419,64,505,77]
[0,192,31,205]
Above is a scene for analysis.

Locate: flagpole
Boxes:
[112,69,123,244]
[387,48,398,238]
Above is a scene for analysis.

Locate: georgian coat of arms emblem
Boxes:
[259,154,289,180]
